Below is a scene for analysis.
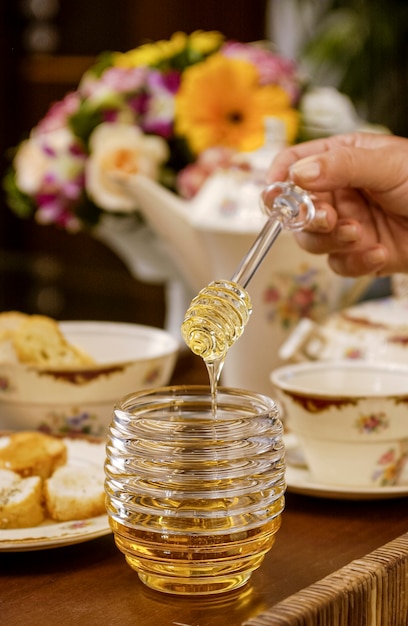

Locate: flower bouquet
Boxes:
[4,30,373,235]
[3,31,301,231]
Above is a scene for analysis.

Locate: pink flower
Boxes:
[263,286,280,304]
[37,92,81,133]
[36,195,81,230]
[288,287,316,316]
[141,70,181,138]
[177,163,209,199]
[222,42,301,104]
[96,66,146,93]
[176,146,236,199]
[14,127,86,232]
[79,66,147,100]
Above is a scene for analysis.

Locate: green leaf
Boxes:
[2,168,36,219]
[303,9,366,67]
[87,51,116,78]
[68,103,105,147]
[73,194,145,230]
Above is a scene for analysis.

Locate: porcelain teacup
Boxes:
[271,360,408,488]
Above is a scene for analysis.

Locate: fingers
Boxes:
[307,201,335,232]
[293,239,388,277]
[267,134,359,182]
[294,215,388,277]
[289,145,407,195]
[327,246,388,277]
[301,190,366,237]
[268,132,408,197]
[267,132,408,278]
[295,218,361,254]
[288,147,391,193]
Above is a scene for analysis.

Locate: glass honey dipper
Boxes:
[181,182,316,364]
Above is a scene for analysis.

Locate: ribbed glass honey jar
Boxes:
[105,385,286,595]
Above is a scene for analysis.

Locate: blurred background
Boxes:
[1,0,407,326]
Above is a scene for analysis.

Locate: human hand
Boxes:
[267,132,408,277]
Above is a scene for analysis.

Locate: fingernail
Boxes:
[314,209,329,229]
[337,224,358,242]
[290,157,321,181]
[364,248,386,267]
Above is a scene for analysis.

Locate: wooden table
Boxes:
[2,493,408,626]
[2,354,408,625]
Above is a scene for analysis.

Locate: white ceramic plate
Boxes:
[0,437,110,551]
[284,434,408,501]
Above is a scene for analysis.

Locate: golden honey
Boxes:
[181,280,252,363]
[109,514,282,595]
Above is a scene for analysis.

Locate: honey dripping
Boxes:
[181,181,316,411]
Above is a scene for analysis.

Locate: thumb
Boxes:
[288,145,407,195]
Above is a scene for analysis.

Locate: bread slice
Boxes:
[0,311,29,336]
[11,314,95,367]
[0,470,45,529]
[0,335,19,363]
[0,468,21,490]
[0,432,67,479]
[44,465,105,521]
[0,311,30,363]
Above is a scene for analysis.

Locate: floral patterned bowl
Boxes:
[271,360,408,488]
[0,321,178,436]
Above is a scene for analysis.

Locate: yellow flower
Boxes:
[175,54,299,155]
[114,32,188,68]
[114,31,223,69]
[188,30,224,55]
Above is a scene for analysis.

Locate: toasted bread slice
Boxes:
[11,315,95,367]
[44,464,105,521]
[0,432,67,479]
[0,336,18,363]
[0,311,30,363]
[0,311,29,336]
[0,468,21,490]
[0,470,45,529]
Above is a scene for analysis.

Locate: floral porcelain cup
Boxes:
[271,360,408,488]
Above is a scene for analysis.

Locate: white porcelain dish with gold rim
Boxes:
[0,437,110,551]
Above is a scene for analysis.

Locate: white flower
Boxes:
[85,122,169,212]
[14,128,83,194]
[78,77,123,109]
[300,86,360,138]
[14,138,48,195]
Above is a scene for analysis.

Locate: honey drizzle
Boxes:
[206,359,223,416]
[181,280,252,414]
